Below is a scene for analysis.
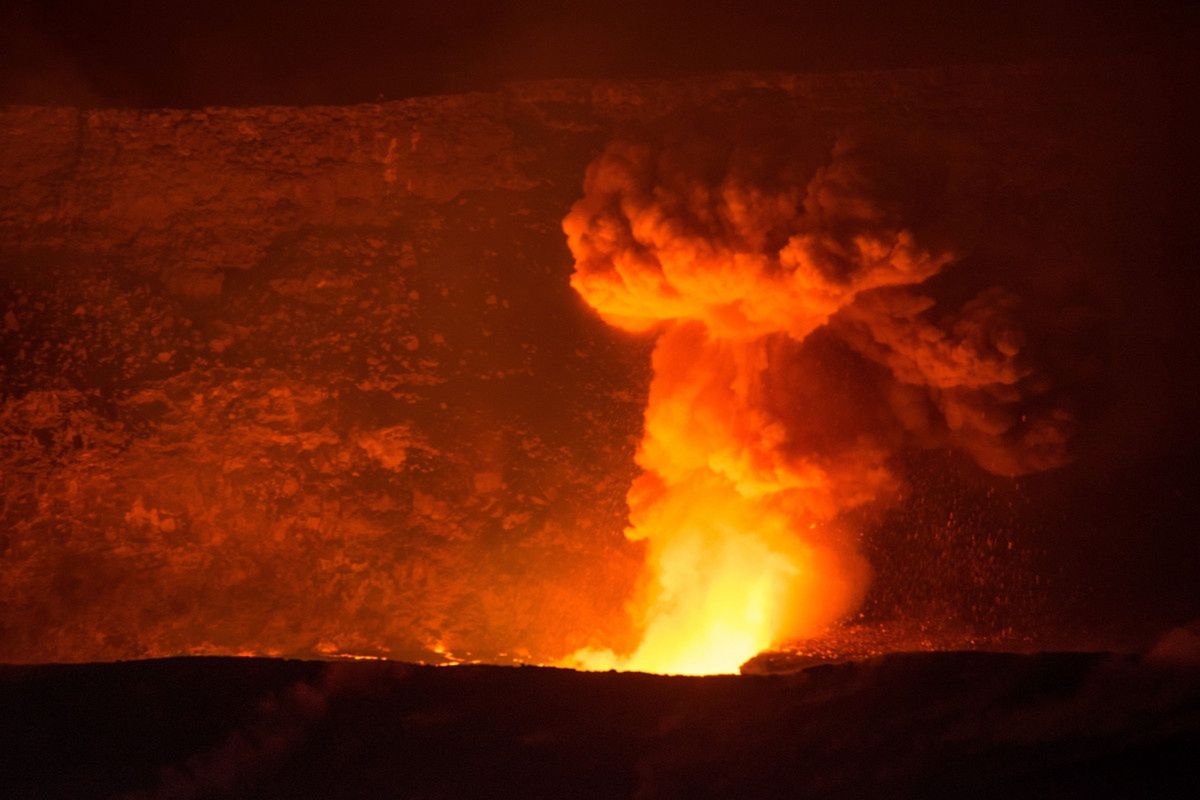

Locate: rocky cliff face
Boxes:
[0,63,1179,664]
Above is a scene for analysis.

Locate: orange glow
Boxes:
[0,93,1081,671]
[563,326,872,675]
[560,135,955,674]
[570,466,867,675]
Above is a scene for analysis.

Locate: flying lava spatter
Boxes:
[562,129,1069,675]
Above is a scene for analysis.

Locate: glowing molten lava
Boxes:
[562,134,957,674]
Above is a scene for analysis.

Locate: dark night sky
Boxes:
[0,0,1195,107]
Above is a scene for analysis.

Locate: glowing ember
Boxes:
[561,127,1067,674]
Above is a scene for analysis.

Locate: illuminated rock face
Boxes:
[0,65,1179,665]
[0,91,654,663]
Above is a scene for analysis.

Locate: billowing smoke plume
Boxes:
[563,120,1071,674]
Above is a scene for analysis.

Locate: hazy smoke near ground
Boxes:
[564,116,1073,672]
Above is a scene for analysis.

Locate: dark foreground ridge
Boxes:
[3,652,1198,798]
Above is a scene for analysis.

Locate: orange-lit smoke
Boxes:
[562,127,1069,674]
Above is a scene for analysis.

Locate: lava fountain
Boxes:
[561,126,1069,674]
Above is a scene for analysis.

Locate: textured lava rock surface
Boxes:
[0,62,1183,664]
